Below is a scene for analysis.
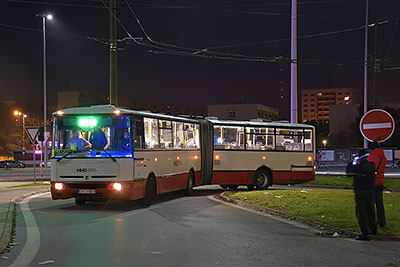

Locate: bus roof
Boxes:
[206,118,315,129]
[53,105,199,123]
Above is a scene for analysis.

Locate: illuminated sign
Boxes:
[78,117,97,127]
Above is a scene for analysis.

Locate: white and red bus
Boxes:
[51,105,315,205]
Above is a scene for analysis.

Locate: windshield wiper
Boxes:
[101,149,117,162]
[57,149,84,162]
[91,149,117,162]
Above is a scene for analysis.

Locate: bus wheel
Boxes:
[254,169,271,190]
[144,175,156,206]
[75,198,86,206]
[247,185,255,191]
[220,185,229,189]
[186,170,195,196]
[228,185,239,190]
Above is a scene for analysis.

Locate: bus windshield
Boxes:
[52,114,132,158]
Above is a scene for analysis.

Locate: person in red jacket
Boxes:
[367,141,387,228]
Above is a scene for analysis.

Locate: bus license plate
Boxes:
[78,189,96,194]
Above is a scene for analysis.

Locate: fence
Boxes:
[317,148,399,168]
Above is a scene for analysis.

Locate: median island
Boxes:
[225,184,400,237]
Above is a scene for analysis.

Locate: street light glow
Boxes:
[47,14,53,20]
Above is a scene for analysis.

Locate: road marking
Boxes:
[9,193,47,267]
[363,122,392,130]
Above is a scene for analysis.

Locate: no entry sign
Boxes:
[360,109,395,142]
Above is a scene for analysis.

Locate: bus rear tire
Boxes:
[144,174,156,206]
[220,185,228,189]
[254,169,271,190]
[228,185,239,190]
[187,170,195,196]
[75,198,86,206]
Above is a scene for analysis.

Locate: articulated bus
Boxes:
[51,105,315,205]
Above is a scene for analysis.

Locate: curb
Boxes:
[0,188,50,254]
[216,192,400,242]
[292,184,400,193]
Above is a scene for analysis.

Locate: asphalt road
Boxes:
[2,190,400,267]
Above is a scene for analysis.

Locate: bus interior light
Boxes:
[108,183,122,191]
[54,183,65,190]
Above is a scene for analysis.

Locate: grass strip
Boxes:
[226,189,400,236]
[303,176,400,191]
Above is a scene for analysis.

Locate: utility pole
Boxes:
[374,21,382,109]
[110,0,118,106]
[363,0,369,148]
[290,0,298,123]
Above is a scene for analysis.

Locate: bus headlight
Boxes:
[108,182,122,191]
[54,183,65,190]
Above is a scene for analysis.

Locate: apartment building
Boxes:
[301,88,353,123]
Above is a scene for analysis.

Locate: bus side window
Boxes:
[133,120,144,149]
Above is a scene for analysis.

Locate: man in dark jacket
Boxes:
[346,149,377,241]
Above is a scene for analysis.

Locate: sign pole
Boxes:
[40,141,43,177]
[33,144,36,184]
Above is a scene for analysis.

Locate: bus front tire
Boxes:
[228,185,238,190]
[187,170,195,196]
[144,175,156,206]
[220,185,228,189]
[75,198,86,206]
[254,169,271,190]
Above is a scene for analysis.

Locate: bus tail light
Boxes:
[54,182,65,190]
[108,183,122,191]
[215,154,220,160]
[307,156,313,162]
[313,165,317,170]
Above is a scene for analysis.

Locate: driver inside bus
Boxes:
[68,131,91,150]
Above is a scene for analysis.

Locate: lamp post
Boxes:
[13,111,27,150]
[322,139,327,148]
[36,13,52,167]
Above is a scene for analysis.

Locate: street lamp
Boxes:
[13,110,27,150]
[322,139,327,148]
[36,13,52,167]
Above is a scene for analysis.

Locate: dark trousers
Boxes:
[373,185,386,227]
[355,190,377,236]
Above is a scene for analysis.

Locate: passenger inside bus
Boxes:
[89,127,108,150]
[68,131,91,150]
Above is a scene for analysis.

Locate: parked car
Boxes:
[0,160,26,168]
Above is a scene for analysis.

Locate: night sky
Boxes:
[1,0,400,120]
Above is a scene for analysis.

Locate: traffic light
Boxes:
[38,126,44,141]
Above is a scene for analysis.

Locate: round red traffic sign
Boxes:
[359,109,395,142]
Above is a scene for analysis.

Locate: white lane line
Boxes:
[363,122,392,129]
[9,193,47,267]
